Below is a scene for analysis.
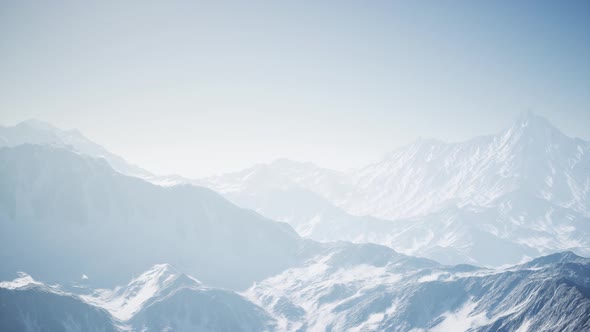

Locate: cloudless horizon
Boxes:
[1,0,589,177]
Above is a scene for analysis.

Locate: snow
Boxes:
[1,250,588,331]
[0,272,42,290]
[297,214,322,237]
[431,300,491,332]
[517,319,532,332]
[81,264,200,321]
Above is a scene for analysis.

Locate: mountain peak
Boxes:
[0,272,42,290]
[512,111,557,132]
[80,264,202,321]
[136,263,178,281]
[127,264,202,294]
[18,119,60,132]
[522,251,586,269]
[501,111,566,146]
[2,119,155,179]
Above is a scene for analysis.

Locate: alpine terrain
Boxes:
[0,116,588,331]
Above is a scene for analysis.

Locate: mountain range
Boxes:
[2,250,589,331]
[197,112,590,266]
[1,114,589,331]
[3,113,588,267]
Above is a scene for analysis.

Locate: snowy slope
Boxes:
[80,264,202,321]
[245,247,590,331]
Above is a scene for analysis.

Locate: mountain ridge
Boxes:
[2,251,588,331]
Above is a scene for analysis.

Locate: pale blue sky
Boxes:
[1,1,589,177]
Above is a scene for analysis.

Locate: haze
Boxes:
[1,0,589,177]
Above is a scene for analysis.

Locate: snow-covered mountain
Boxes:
[80,263,201,321]
[0,265,276,332]
[0,144,310,289]
[83,264,277,331]
[2,251,588,332]
[0,273,119,332]
[0,119,152,179]
[342,112,589,219]
[199,112,590,266]
[0,119,187,185]
[245,247,590,331]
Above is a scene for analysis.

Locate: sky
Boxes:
[1,0,589,177]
